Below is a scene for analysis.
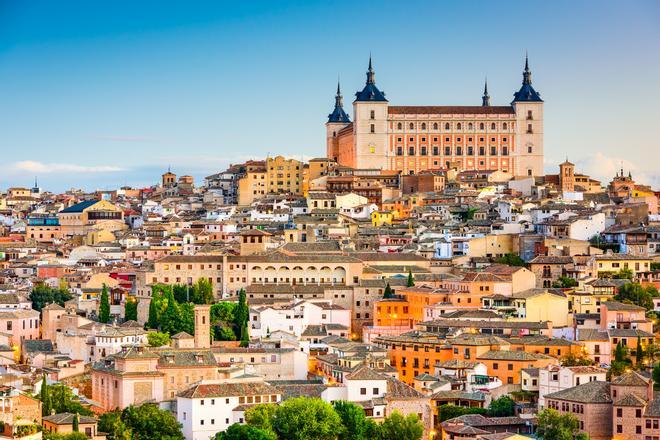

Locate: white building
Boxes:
[177,380,282,440]
[249,300,350,339]
[538,365,607,408]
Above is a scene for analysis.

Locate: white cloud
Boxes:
[12,161,125,174]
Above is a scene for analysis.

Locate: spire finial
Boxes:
[366,54,375,85]
[482,77,490,106]
[522,52,532,85]
[336,76,341,96]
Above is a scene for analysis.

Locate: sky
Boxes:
[1,0,659,192]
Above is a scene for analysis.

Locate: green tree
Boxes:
[537,408,586,440]
[146,293,161,329]
[147,332,171,347]
[615,341,629,364]
[407,269,415,287]
[245,404,278,436]
[495,253,526,267]
[333,401,370,440]
[234,288,249,331]
[29,284,73,312]
[653,364,660,390]
[437,405,487,422]
[124,297,138,322]
[614,267,634,280]
[560,351,594,367]
[487,396,516,417]
[121,403,184,440]
[240,321,250,348]
[636,336,645,365]
[160,290,180,335]
[216,326,237,341]
[72,413,79,432]
[378,411,424,440]
[615,282,657,311]
[177,302,196,335]
[271,397,343,440]
[383,283,395,299]
[48,384,93,416]
[552,276,578,288]
[39,373,52,416]
[99,284,111,324]
[99,410,133,440]
[192,278,214,304]
[213,424,276,440]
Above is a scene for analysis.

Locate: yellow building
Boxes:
[237,161,267,206]
[594,253,651,277]
[511,288,570,327]
[371,210,394,227]
[266,156,303,196]
[57,199,124,237]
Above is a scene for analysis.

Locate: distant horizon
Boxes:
[2,1,659,191]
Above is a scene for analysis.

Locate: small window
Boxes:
[409,123,414,130]
[370,124,375,133]
[421,123,426,130]
[370,110,375,119]
[397,122,402,130]
[433,122,438,130]
[445,123,450,130]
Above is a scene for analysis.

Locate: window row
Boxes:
[395,122,510,131]
[395,146,509,156]
[396,136,508,143]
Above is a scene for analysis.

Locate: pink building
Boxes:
[0,309,40,348]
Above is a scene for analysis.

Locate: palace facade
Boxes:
[326,56,544,177]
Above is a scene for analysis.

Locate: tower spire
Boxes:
[482,77,490,106]
[327,78,351,123]
[523,52,532,85]
[366,54,375,85]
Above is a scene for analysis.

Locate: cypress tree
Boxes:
[147,294,160,329]
[240,322,249,348]
[637,336,644,365]
[407,269,415,287]
[99,284,111,324]
[40,373,52,416]
[72,413,79,432]
[384,283,394,299]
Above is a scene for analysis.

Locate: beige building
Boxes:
[266,156,303,196]
[57,199,124,237]
[237,161,267,206]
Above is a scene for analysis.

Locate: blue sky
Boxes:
[1,0,659,191]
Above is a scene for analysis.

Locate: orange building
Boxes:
[373,286,447,328]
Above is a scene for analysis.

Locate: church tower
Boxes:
[512,54,544,177]
[559,159,575,194]
[352,56,389,169]
[325,81,351,162]
[193,304,211,348]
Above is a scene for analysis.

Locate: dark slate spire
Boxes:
[512,53,543,103]
[355,56,387,102]
[523,53,532,85]
[327,80,351,123]
[482,78,490,106]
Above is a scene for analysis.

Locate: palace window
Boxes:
[456,146,462,155]
[491,122,496,130]
[421,123,426,130]
[468,146,474,155]
[456,123,462,130]
[479,122,485,130]
[370,124,375,133]
[503,122,508,130]
[491,146,497,155]
[397,146,403,156]
[445,123,450,130]
[479,147,485,155]
[370,110,375,119]
[433,122,438,130]
[409,146,415,155]
[468,123,473,130]
[444,147,451,156]
[421,146,427,156]
[409,123,414,130]
[433,146,439,156]
[397,122,402,130]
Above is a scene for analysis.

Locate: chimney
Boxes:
[194,305,211,349]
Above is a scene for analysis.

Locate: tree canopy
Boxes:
[99,404,184,440]
[99,284,111,324]
[494,253,526,267]
[147,331,171,347]
[377,411,424,440]
[536,409,588,440]
[29,284,73,312]
[615,282,658,311]
[487,396,516,417]
[213,424,276,440]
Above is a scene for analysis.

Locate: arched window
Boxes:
[433,122,438,130]
[468,123,473,130]
[421,123,426,130]
[503,122,508,130]
[409,123,414,130]
[491,123,496,130]
[456,123,462,130]
[397,122,402,130]
[479,123,485,130]
[445,123,450,130]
